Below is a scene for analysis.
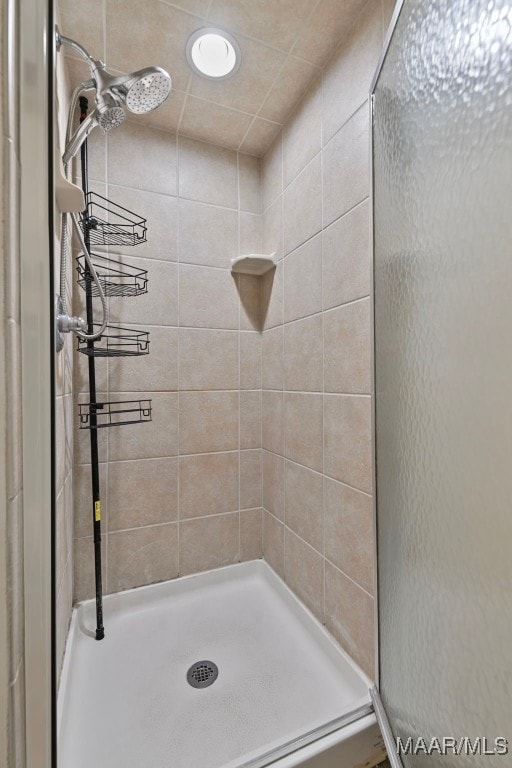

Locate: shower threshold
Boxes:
[58,561,384,768]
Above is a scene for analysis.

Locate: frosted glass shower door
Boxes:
[372,0,512,765]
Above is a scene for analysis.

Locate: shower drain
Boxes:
[187,660,219,689]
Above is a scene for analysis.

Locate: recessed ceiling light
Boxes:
[186,28,241,80]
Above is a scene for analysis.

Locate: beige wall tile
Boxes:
[178,136,238,208]
[73,535,106,602]
[260,57,320,124]
[324,477,374,595]
[188,36,286,115]
[262,450,284,521]
[291,0,368,67]
[179,199,237,268]
[285,461,323,553]
[108,122,177,196]
[324,561,374,678]
[285,393,323,472]
[180,391,239,454]
[322,200,370,310]
[262,511,284,578]
[179,265,239,330]
[240,332,261,390]
[262,196,283,260]
[261,132,282,212]
[237,274,262,332]
[240,390,262,449]
[179,513,239,575]
[73,343,108,395]
[179,452,239,518]
[130,88,186,134]
[322,0,383,145]
[283,76,322,187]
[261,259,283,330]
[262,325,283,390]
[240,449,262,510]
[108,523,179,593]
[105,0,197,92]
[180,96,253,151]
[238,153,261,214]
[179,329,238,390]
[74,463,108,538]
[283,155,322,255]
[108,326,179,392]
[208,0,312,52]
[284,233,323,324]
[262,391,284,455]
[59,0,105,66]
[323,104,369,227]
[108,391,179,461]
[106,184,178,263]
[324,299,371,394]
[324,394,372,492]
[108,457,178,531]
[284,529,324,622]
[240,212,262,256]
[239,118,282,158]
[284,314,323,392]
[108,256,179,327]
[240,508,263,561]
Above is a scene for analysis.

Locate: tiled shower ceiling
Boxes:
[59,0,368,156]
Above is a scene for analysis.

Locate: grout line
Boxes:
[262,506,374,600]
[261,449,373,499]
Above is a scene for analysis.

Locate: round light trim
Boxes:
[186,28,241,80]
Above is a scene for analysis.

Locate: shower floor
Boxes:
[58,561,371,768]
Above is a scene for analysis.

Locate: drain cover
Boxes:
[187,660,218,689]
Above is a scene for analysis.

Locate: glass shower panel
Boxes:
[373,0,512,764]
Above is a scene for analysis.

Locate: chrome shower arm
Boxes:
[55,26,98,70]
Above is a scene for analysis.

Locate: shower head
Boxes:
[97,104,126,132]
[90,62,172,116]
[56,28,171,162]
[115,68,172,114]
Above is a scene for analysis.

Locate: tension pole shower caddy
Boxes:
[77,97,152,640]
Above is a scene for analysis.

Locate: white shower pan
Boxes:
[58,560,385,768]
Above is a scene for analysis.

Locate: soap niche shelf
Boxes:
[231,253,276,276]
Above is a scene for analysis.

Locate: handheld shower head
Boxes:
[97,104,126,132]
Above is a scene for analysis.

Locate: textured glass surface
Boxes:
[373,1,512,765]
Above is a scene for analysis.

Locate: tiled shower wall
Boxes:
[72,120,264,601]
[260,0,394,679]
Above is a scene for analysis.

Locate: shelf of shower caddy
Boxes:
[78,399,152,429]
[77,324,150,357]
[76,252,148,297]
[79,192,147,247]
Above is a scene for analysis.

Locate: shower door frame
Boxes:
[19,0,54,765]
[369,0,406,693]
